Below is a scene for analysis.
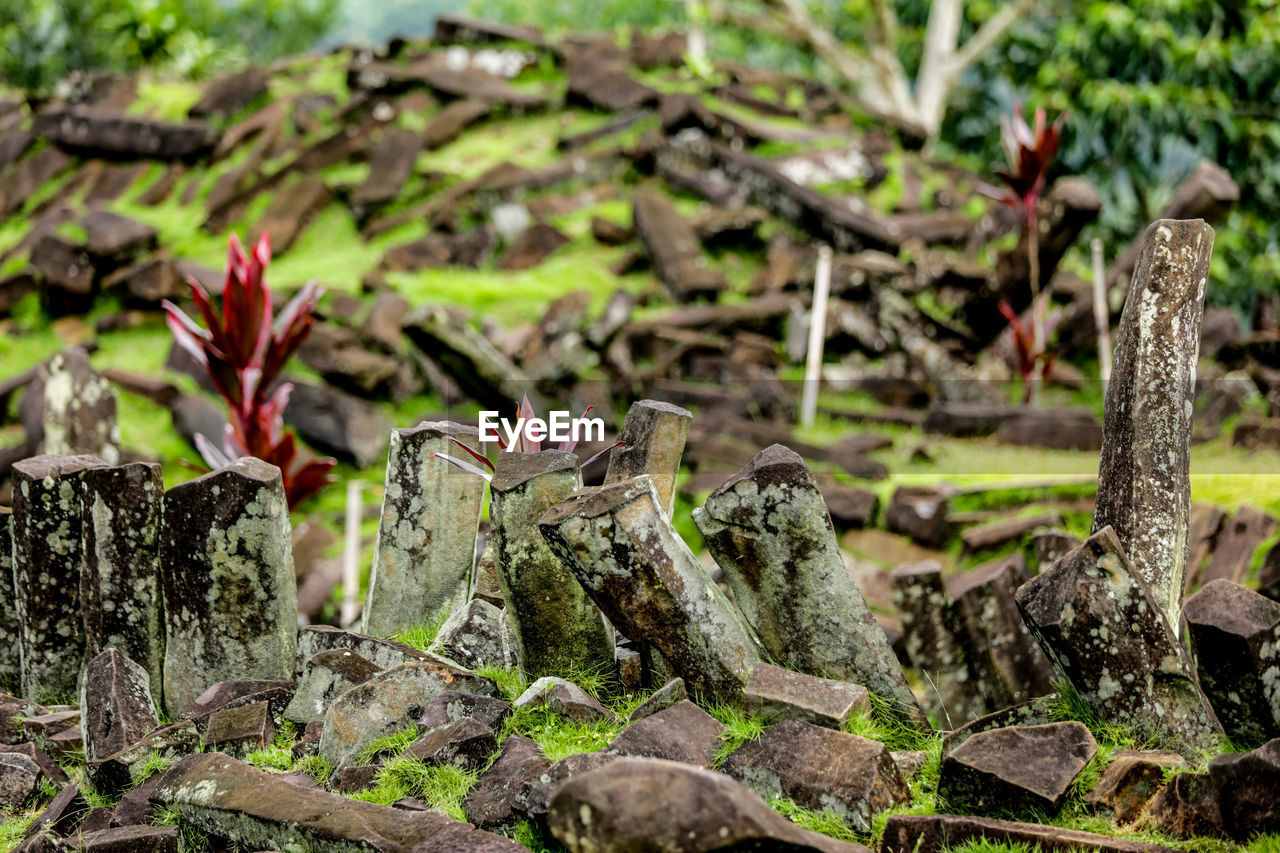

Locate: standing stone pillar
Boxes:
[39,347,121,464]
[603,400,692,519]
[890,562,985,728]
[1093,219,1214,628]
[81,462,165,706]
[363,422,485,637]
[12,454,106,701]
[539,475,760,703]
[0,512,20,689]
[1016,527,1222,756]
[490,451,612,679]
[161,458,297,714]
[694,445,926,728]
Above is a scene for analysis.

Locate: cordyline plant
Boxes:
[433,394,623,482]
[163,233,336,509]
[987,103,1066,401]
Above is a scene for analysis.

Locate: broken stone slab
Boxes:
[741,662,871,729]
[947,555,1055,710]
[79,210,157,265]
[294,625,435,677]
[30,234,98,316]
[405,717,496,770]
[603,399,692,519]
[960,511,1064,554]
[490,451,614,680]
[566,60,659,112]
[160,458,297,714]
[429,598,518,671]
[633,184,728,301]
[1093,219,1214,629]
[1031,528,1082,570]
[180,679,296,729]
[890,561,987,728]
[605,700,725,768]
[887,486,950,547]
[462,734,549,831]
[1015,527,1223,756]
[881,813,1181,853]
[1085,749,1185,824]
[1183,579,1280,746]
[418,692,511,732]
[0,514,19,687]
[284,649,383,725]
[724,719,910,832]
[80,649,159,764]
[252,174,331,254]
[12,453,107,701]
[403,304,532,416]
[362,422,486,637]
[19,782,87,842]
[1202,505,1277,586]
[319,658,496,769]
[1203,737,1280,840]
[514,677,614,724]
[694,445,925,727]
[423,99,491,150]
[539,475,761,704]
[547,756,870,853]
[36,347,121,463]
[72,826,179,851]
[204,701,274,758]
[494,223,569,271]
[628,677,686,723]
[352,128,424,219]
[80,463,164,705]
[283,380,391,468]
[151,752,525,851]
[0,753,44,807]
[87,721,200,797]
[34,112,219,161]
[189,67,268,119]
[939,722,1097,816]
[1,743,67,787]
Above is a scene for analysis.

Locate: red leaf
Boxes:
[447,436,495,472]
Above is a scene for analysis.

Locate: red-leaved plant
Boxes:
[986,104,1066,402]
[163,233,336,509]
[433,394,623,482]
[999,300,1057,403]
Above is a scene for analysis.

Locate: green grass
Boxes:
[772,797,866,843]
[358,725,420,765]
[349,754,477,819]
[707,702,767,767]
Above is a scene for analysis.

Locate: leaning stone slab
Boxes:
[180,679,295,729]
[0,514,20,687]
[1093,219,1214,628]
[695,445,925,727]
[539,475,760,703]
[405,717,496,770]
[514,677,614,724]
[80,463,164,705]
[603,399,692,519]
[548,756,871,853]
[160,458,297,715]
[363,422,486,637]
[284,650,383,725]
[80,649,159,763]
[490,451,613,679]
[724,719,909,832]
[12,453,106,701]
[881,813,1181,853]
[428,598,518,671]
[940,696,1058,755]
[628,677,686,723]
[1016,527,1223,756]
[1183,579,1280,746]
[741,662,870,729]
[151,752,526,852]
[939,722,1097,816]
[294,625,433,677]
[319,658,496,769]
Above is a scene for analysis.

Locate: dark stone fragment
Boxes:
[606,701,724,768]
[463,735,550,831]
[939,722,1097,816]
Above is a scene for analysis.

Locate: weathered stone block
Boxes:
[429,598,518,671]
[603,399,692,518]
[80,649,159,763]
[741,662,870,730]
[284,649,382,725]
[938,722,1097,816]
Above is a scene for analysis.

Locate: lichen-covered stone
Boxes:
[463,734,549,831]
[151,752,525,852]
[406,717,497,770]
[205,701,274,758]
[539,475,760,703]
[1183,579,1280,746]
[1016,527,1223,756]
[160,458,297,715]
[490,451,613,679]
[429,598,518,671]
[602,399,692,518]
[293,625,432,678]
[1085,749,1184,824]
[362,422,485,637]
[890,560,985,727]
[0,514,20,688]
[284,649,383,725]
[418,691,511,732]
[741,662,871,729]
[1093,219,1214,628]
[0,753,43,807]
[724,719,908,832]
[12,453,106,701]
[940,695,1058,754]
[627,677,686,723]
[37,347,121,464]
[180,679,295,729]
[80,463,164,706]
[514,677,614,724]
[939,722,1097,816]
[318,657,496,768]
[80,649,159,763]
[695,445,925,728]
[547,757,870,853]
[881,813,1176,853]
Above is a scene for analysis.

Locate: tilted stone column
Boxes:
[540,475,760,703]
[1016,527,1222,757]
[490,451,613,679]
[363,422,485,637]
[694,445,926,729]
[604,400,692,519]
[0,513,20,688]
[161,458,297,714]
[81,462,165,706]
[11,453,106,701]
[1093,219,1214,628]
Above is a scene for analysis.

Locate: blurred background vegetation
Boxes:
[1,0,1275,313]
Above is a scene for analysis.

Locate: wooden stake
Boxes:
[1091,237,1113,383]
[342,479,362,628]
[801,244,833,429]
